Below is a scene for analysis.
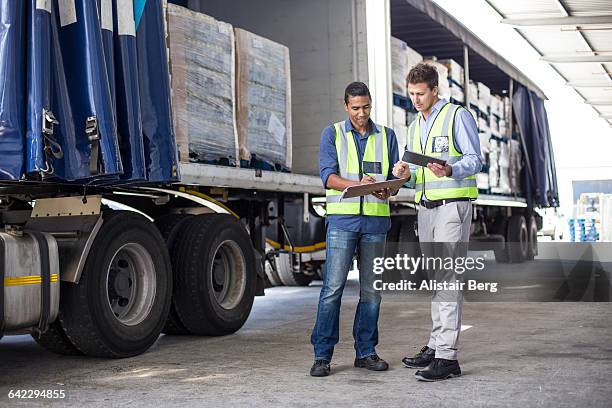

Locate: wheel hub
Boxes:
[106,243,157,326]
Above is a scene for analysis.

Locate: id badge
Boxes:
[432,136,449,153]
[362,161,382,174]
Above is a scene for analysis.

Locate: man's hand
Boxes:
[372,187,391,200]
[427,163,452,178]
[360,175,376,185]
[392,161,410,179]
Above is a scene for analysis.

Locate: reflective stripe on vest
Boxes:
[409,103,478,203]
[326,121,390,216]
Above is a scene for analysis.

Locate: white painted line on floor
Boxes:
[461,325,473,332]
[503,284,543,290]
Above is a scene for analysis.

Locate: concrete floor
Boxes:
[1,270,611,407]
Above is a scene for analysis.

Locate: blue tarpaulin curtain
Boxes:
[57,0,122,180]
[513,84,559,208]
[112,0,146,182]
[136,0,180,183]
[0,0,26,180]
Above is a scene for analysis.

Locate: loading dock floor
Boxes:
[1,275,610,407]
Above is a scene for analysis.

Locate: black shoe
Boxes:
[354,354,389,371]
[402,345,435,369]
[310,359,331,377]
[414,358,461,382]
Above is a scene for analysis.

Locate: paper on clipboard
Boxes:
[340,178,409,200]
[402,150,446,167]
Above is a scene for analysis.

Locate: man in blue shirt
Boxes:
[310,82,400,377]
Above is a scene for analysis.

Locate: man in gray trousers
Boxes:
[393,63,482,381]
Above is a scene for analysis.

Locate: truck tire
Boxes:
[155,214,194,335]
[264,256,283,286]
[58,211,172,358]
[316,262,326,280]
[172,214,256,335]
[276,253,313,286]
[527,215,538,261]
[33,320,82,356]
[507,215,528,263]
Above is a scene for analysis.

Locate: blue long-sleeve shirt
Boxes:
[319,118,399,234]
[405,99,483,194]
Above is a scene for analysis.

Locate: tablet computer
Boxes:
[402,150,446,167]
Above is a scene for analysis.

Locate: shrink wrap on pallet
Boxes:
[235,28,292,170]
[167,4,238,164]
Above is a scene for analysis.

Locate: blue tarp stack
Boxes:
[0,0,178,184]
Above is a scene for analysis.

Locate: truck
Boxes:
[0,0,558,358]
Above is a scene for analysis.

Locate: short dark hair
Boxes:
[407,63,438,89]
[344,82,371,104]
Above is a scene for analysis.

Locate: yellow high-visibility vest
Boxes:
[325,121,390,216]
[407,103,478,203]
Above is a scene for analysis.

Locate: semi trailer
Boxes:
[0,0,557,358]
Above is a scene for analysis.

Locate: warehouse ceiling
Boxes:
[485,0,612,126]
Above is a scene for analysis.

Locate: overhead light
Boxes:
[501,15,612,27]
[541,55,612,63]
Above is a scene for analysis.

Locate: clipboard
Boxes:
[340,178,409,200]
[402,150,446,167]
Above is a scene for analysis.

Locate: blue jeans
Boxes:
[311,227,386,361]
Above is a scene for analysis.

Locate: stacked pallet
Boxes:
[167,4,239,165]
[167,4,292,171]
[569,218,599,242]
[235,29,292,171]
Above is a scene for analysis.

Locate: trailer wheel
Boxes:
[316,262,326,280]
[527,215,538,261]
[264,256,283,286]
[507,215,528,263]
[58,211,172,358]
[33,321,82,356]
[276,253,313,286]
[172,214,256,335]
[155,214,194,335]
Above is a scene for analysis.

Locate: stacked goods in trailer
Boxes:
[235,28,292,171]
[391,37,421,151]
[167,4,239,166]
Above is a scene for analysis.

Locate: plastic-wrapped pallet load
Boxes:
[490,95,500,118]
[167,4,238,165]
[488,138,500,188]
[478,117,491,154]
[235,28,292,170]
[392,106,408,151]
[406,44,422,70]
[503,96,511,121]
[438,59,464,87]
[392,37,409,96]
[600,194,612,242]
[468,80,478,108]
[489,115,499,136]
[477,82,491,114]
[476,172,489,190]
[424,59,450,100]
[450,83,464,104]
[508,139,522,193]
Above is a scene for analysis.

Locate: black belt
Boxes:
[419,197,472,209]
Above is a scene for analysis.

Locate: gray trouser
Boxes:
[417,201,472,360]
